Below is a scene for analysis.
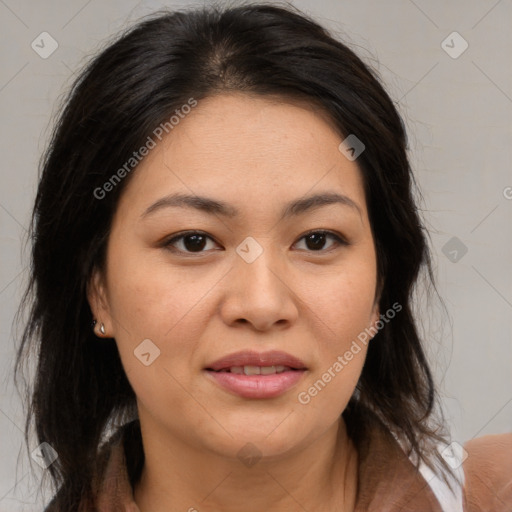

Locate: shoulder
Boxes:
[43,421,140,511]
[463,432,512,512]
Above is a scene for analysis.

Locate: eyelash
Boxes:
[162,229,348,256]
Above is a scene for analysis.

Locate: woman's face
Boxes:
[89,93,379,460]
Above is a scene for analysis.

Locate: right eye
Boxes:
[163,231,220,255]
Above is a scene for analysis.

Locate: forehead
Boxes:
[116,93,368,218]
[163,92,343,161]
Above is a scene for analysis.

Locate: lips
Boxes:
[205,350,307,372]
[204,350,308,399]
[206,370,305,399]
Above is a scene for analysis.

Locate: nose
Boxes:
[219,244,299,332]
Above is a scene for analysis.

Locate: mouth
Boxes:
[205,350,307,372]
[206,365,301,375]
[204,350,307,399]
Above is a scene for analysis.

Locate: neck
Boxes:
[133,413,358,512]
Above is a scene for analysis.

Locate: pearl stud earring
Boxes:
[92,319,106,336]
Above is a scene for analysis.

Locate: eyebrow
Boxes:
[140,191,362,221]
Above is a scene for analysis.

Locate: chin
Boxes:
[212,422,306,457]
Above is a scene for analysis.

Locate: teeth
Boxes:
[244,365,261,375]
[221,365,292,375]
[215,365,294,374]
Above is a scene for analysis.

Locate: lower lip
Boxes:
[205,369,306,399]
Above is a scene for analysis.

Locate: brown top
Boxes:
[45,416,512,511]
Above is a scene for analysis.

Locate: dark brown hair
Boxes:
[15,2,454,509]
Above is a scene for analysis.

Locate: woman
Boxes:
[15,3,511,511]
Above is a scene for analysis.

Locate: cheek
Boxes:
[103,248,211,395]
[296,259,376,413]
[304,261,377,345]
[297,288,371,424]
[106,243,208,337]
[107,265,205,417]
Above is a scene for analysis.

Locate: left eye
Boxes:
[163,230,346,254]
[294,230,346,252]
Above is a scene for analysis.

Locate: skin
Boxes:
[88,93,380,512]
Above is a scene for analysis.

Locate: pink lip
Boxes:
[205,350,307,371]
[204,350,307,399]
[205,369,306,399]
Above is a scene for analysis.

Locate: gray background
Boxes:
[1,0,511,509]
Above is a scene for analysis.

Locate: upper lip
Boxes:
[205,350,307,371]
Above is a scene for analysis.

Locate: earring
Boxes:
[92,319,106,336]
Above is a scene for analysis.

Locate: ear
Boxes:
[369,274,383,335]
[369,300,380,337]
[87,267,114,336]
